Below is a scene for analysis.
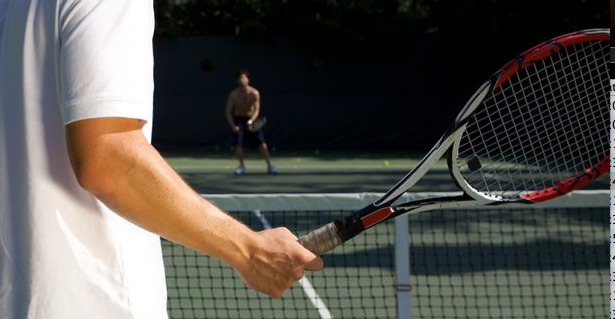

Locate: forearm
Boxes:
[110,147,250,265]
[67,120,253,268]
[249,103,260,123]
[248,111,259,124]
[225,111,236,129]
[66,118,323,298]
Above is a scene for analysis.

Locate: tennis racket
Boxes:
[298,28,610,255]
[248,117,267,132]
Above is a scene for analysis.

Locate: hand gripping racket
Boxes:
[298,29,610,255]
[248,117,267,132]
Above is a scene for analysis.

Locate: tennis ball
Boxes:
[383,161,390,167]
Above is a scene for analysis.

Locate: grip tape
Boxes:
[298,222,343,255]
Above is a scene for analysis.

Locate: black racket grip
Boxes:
[298,222,343,255]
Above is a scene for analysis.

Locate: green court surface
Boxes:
[164,214,396,319]
[162,149,609,194]
[161,150,608,319]
[162,195,607,319]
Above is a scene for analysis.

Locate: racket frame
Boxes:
[298,29,610,255]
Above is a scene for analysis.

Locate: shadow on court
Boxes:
[178,169,609,195]
[179,169,460,194]
[165,150,609,194]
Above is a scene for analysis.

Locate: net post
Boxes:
[394,215,411,319]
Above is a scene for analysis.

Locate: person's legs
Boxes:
[234,126,246,175]
[234,145,246,175]
[245,127,276,174]
[258,143,272,167]
[235,145,245,166]
[258,143,277,174]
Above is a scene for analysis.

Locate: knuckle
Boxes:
[269,287,283,298]
[276,227,294,237]
[293,269,304,280]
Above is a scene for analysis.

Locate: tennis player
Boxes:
[225,69,278,175]
[0,1,322,318]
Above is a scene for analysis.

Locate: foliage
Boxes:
[154,0,431,38]
[154,0,608,53]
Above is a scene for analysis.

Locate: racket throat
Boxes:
[332,205,394,242]
[360,207,395,229]
[333,209,374,242]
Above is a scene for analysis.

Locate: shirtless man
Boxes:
[225,70,277,175]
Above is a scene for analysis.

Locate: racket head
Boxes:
[249,117,267,132]
[297,29,610,256]
[447,29,609,203]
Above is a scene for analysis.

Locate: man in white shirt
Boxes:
[0,1,322,318]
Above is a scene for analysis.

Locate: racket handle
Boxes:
[298,222,343,255]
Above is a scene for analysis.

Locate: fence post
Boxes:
[395,215,411,319]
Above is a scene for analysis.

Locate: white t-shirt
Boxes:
[0,0,168,318]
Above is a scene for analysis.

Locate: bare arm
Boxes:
[225,93,238,132]
[248,91,261,124]
[65,117,322,297]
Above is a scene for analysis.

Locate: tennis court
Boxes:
[163,150,609,194]
[162,154,607,319]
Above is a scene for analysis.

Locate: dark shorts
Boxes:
[233,116,266,147]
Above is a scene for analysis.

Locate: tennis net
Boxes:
[162,191,607,319]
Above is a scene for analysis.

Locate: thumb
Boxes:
[305,255,324,271]
[296,244,324,271]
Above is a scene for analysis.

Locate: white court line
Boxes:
[252,210,333,319]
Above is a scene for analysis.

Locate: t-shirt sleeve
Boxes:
[57,0,155,124]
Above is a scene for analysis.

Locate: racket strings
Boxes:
[470,68,606,186]
[467,57,606,156]
[465,76,598,192]
[457,39,609,199]
[477,43,607,144]
[551,42,607,168]
[495,45,608,192]
[481,42,608,194]
[579,43,610,160]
